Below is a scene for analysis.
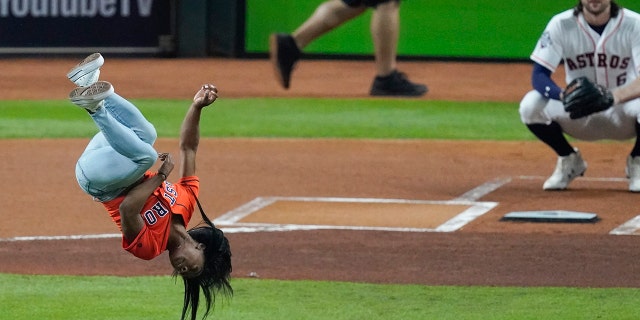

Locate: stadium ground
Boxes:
[2,58,639,287]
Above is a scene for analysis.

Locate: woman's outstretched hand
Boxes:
[193,84,218,108]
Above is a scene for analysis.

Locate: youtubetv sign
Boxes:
[1,0,154,17]
[0,0,172,54]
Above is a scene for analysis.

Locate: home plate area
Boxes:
[213,176,640,236]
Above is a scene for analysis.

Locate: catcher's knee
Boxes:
[519,90,549,124]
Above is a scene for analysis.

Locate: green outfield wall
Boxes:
[245,0,640,60]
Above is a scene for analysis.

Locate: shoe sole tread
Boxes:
[67,53,104,81]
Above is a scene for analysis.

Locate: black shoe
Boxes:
[370,70,428,97]
[269,33,301,89]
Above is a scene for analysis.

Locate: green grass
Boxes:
[0,98,531,140]
[1,274,639,320]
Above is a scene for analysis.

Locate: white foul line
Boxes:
[0,225,296,242]
[610,215,640,235]
[518,175,628,182]
[453,177,512,202]
[214,197,277,224]
[0,233,121,242]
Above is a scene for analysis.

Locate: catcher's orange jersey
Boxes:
[102,172,199,260]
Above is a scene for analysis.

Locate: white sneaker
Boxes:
[67,53,104,87]
[543,149,587,190]
[626,156,640,192]
[69,81,114,113]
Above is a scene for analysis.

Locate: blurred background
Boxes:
[4,0,639,60]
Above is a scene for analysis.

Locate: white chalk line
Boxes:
[1,181,502,242]
[610,215,640,235]
[210,175,507,233]
[0,226,297,242]
[0,225,314,242]
[518,175,628,182]
[452,177,512,202]
[0,233,121,242]
[5,174,638,241]
[213,196,498,233]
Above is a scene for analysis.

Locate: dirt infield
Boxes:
[1,57,639,287]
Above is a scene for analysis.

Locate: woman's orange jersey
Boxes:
[102,172,199,260]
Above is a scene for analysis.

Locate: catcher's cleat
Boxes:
[543,149,587,190]
[269,33,301,89]
[370,70,428,97]
[69,81,114,113]
[67,53,104,87]
[626,156,640,192]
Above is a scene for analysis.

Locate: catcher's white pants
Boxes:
[519,90,640,141]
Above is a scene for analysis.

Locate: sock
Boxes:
[527,122,575,157]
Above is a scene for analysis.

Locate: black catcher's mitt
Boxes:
[562,76,614,119]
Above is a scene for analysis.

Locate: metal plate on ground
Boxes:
[501,210,599,223]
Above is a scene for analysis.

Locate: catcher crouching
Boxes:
[519,0,640,192]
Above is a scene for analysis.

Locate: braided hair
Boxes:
[177,192,233,320]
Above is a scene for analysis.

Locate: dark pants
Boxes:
[342,0,400,8]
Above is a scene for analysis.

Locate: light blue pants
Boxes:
[75,93,158,202]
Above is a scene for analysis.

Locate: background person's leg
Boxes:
[370,0,398,76]
[293,0,366,49]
